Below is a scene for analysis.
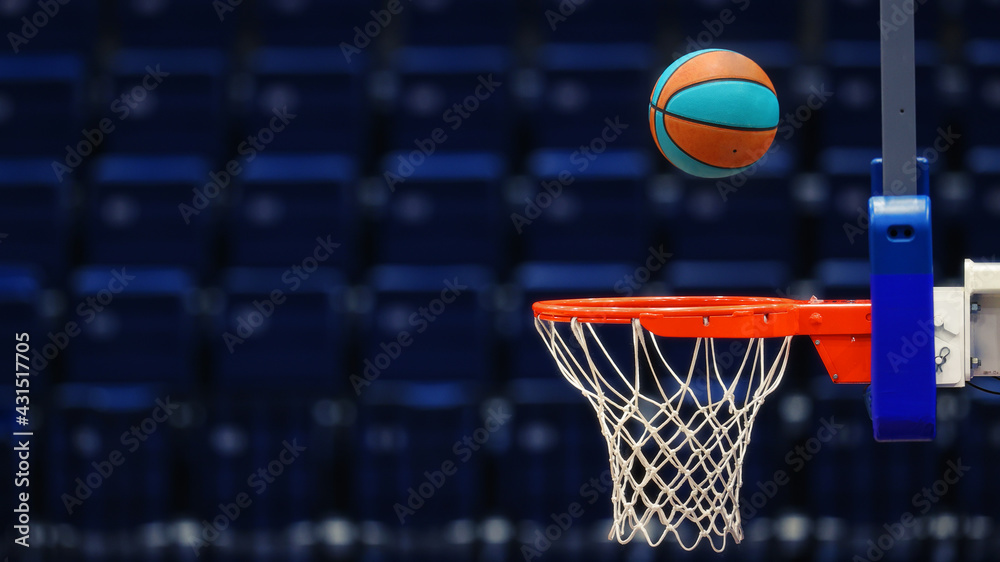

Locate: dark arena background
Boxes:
[1,0,1000,561]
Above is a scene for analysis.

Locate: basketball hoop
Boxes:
[531,296,870,551]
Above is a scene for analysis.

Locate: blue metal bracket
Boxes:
[868,157,936,441]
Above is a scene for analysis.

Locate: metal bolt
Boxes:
[972,357,981,367]
[814,339,821,345]
[972,302,981,313]
[833,374,839,380]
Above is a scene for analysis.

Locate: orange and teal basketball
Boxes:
[649,49,779,178]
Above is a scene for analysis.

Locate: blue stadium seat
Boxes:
[665,173,795,262]
[538,0,657,44]
[45,384,175,529]
[823,42,940,148]
[105,49,227,155]
[405,0,514,46]
[374,152,504,267]
[65,267,196,385]
[0,54,84,156]
[0,159,70,281]
[0,267,40,397]
[87,155,213,268]
[667,260,791,295]
[520,149,651,263]
[535,44,652,148]
[199,393,324,531]
[214,267,345,390]
[117,0,236,48]
[498,379,609,524]
[256,0,370,47]
[814,258,870,300]
[966,42,1000,148]
[354,381,484,525]
[0,0,97,53]
[511,263,636,379]
[249,48,367,155]
[391,46,510,151]
[514,262,637,301]
[677,0,798,44]
[230,154,356,270]
[364,265,493,382]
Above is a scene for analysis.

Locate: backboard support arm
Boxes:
[868,0,936,442]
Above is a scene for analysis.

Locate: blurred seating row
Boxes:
[13,514,1000,562]
[2,0,997,52]
[0,252,993,394]
[2,147,997,286]
[3,41,1000,158]
[1,383,997,558]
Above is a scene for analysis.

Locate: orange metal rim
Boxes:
[533,296,797,321]
[533,296,873,384]
[532,296,872,339]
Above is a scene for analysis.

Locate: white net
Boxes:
[534,316,791,552]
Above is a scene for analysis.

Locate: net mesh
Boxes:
[534,316,791,551]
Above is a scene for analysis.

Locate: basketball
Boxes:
[649,49,779,178]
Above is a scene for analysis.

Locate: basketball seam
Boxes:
[648,103,778,133]
[664,76,776,101]
[653,109,750,171]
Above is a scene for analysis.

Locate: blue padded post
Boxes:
[868,157,935,441]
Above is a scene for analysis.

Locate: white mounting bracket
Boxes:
[932,260,1000,387]
[966,259,1000,380]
